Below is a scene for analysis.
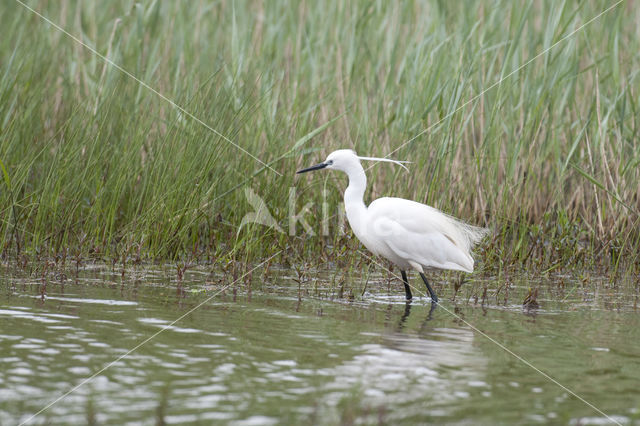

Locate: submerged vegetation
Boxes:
[1,1,639,280]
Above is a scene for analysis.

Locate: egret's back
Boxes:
[366,197,488,272]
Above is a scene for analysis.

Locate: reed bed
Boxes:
[1,0,639,279]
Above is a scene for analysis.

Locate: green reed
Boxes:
[0,0,638,278]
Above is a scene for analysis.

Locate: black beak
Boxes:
[296,162,328,174]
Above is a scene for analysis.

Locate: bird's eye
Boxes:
[326,160,333,165]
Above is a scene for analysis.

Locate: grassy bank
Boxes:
[1,0,639,278]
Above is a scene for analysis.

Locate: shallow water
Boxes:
[1,264,639,425]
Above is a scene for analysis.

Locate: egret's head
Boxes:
[297,149,409,175]
[296,149,360,174]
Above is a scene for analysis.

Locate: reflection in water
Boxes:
[396,301,438,333]
[396,302,413,331]
[318,308,488,424]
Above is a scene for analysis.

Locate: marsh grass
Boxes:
[1,1,639,281]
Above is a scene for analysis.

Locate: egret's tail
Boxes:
[462,223,490,247]
[441,214,489,255]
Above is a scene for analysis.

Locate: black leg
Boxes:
[401,270,412,300]
[419,273,438,303]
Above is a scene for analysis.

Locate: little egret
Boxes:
[297,149,488,302]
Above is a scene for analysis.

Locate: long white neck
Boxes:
[343,162,368,233]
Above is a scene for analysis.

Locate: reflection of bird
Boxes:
[396,302,413,332]
[297,149,488,302]
[396,302,438,333]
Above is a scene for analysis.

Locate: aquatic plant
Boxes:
[0,1,638,278]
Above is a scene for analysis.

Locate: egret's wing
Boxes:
[374,217,474,272]
[367,198,480,272]
[368,197,487,253]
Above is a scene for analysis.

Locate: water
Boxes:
[1,264,639,425]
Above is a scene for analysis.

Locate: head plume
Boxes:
[357,155,411,171]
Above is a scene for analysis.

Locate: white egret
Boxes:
[297,149,488,302]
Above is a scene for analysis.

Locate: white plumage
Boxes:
[297,149,488,302]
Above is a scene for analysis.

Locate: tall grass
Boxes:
[0,0,638,276]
